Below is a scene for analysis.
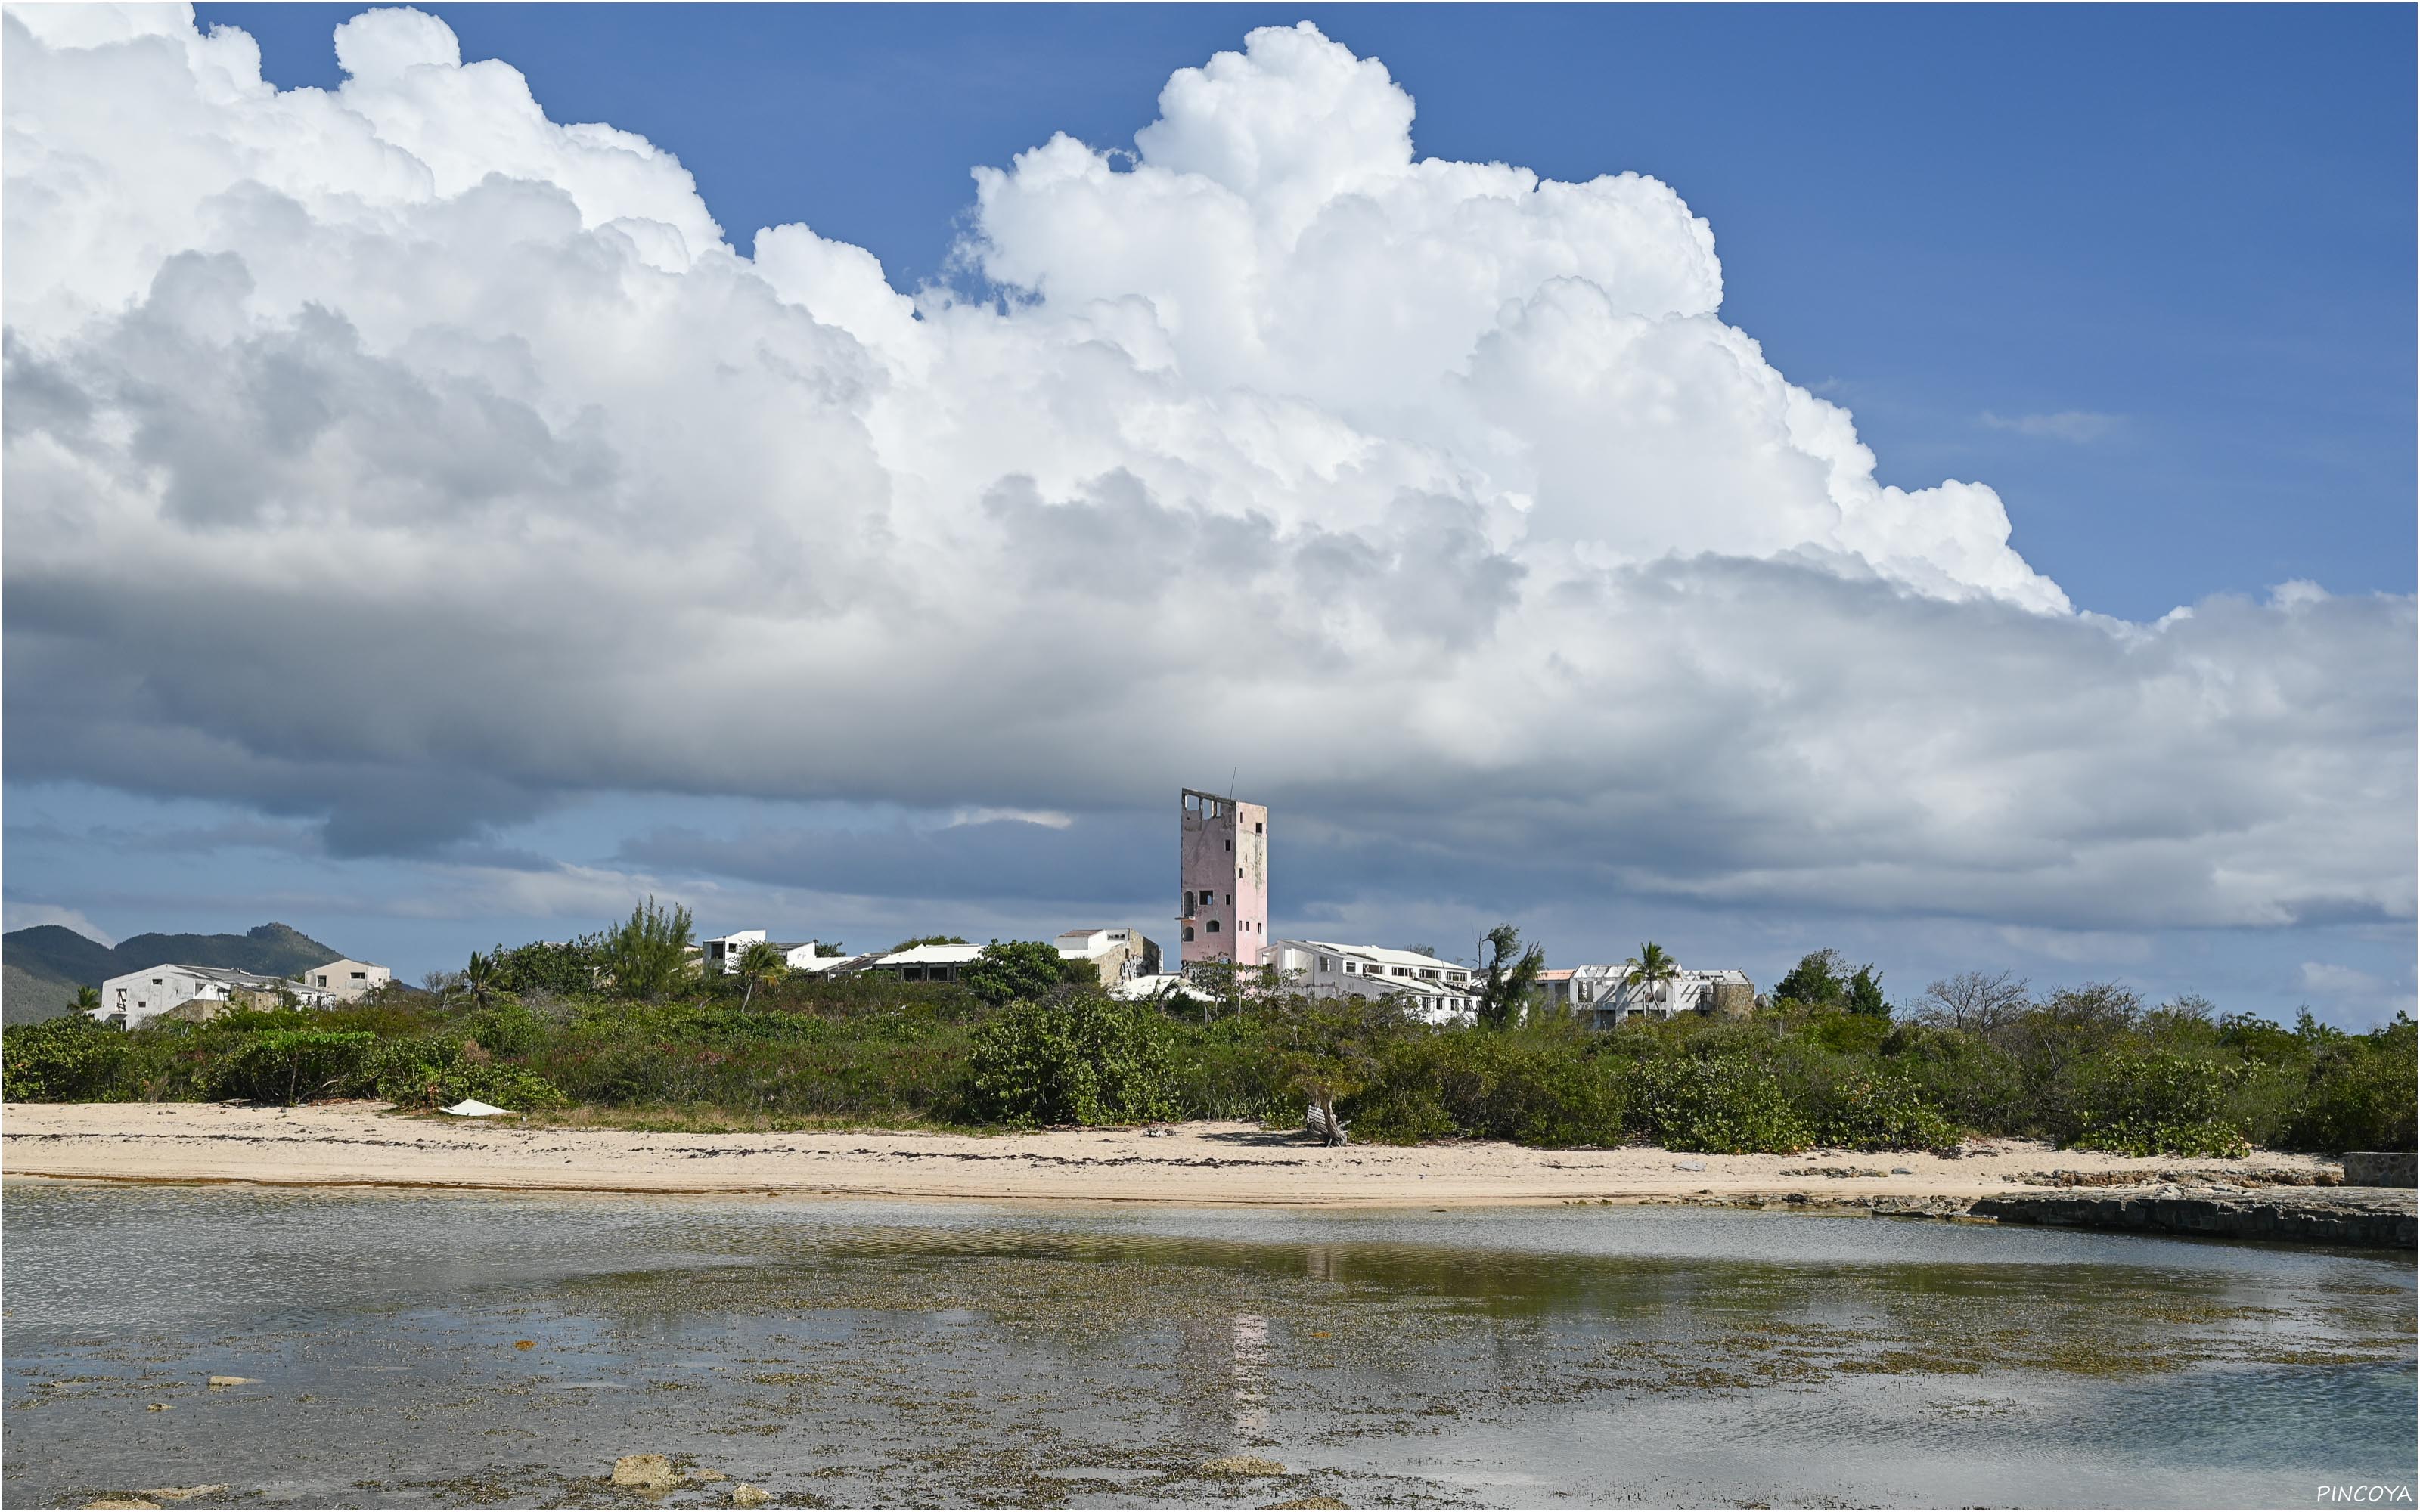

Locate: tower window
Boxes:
[1184,927,1195,942]
[1206,919,1221,933]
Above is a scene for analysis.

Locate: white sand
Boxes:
[0,1101,2339,1207]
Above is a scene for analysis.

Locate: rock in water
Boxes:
[1202,1455,1288,1476]
[610,1455,681,1490]
[693,1468,728,1482]
[204,1377,259,1388]
[84,1500,162,1510]
[731,1485,772,1507]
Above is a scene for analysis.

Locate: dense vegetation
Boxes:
[4,924,2411,1156]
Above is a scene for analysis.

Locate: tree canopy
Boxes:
[1475,924,1545,1029]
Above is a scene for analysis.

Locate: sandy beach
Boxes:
[0,1101,2344,1205]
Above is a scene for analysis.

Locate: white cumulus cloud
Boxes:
[2,6,2409,942]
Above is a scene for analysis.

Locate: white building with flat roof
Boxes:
[863,943,984,984]
[702,931,836,974]
[1264,940,1478,1024]
[95,965,336,1029]
[299,959,391,1002]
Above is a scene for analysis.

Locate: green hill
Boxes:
[2,922,349,1024]
[107,922,342,979]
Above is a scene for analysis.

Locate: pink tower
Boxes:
[1178,788,1268,968]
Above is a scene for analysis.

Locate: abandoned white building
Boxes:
[858,943,984,984]
[299,959,392,1002]
[1055,928,1162,987]
[1263,940,1479,1024]
[1559,964,1756,1030]
[93,965,337,1030]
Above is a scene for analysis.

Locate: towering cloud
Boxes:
[3,7,2410,937]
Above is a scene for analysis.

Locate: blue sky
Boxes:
[6,4,2413,1024]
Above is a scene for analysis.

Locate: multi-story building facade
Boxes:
[94,965,337,1029]
[1562,964,1755,1030]
[1263,940,1478,1024]
[1178,788,1268,968]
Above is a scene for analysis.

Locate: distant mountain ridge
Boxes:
[2,922,347,1024]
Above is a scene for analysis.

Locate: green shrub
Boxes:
[2071,1052,2251,1157]
[1814,1070,1957,1150]
[1351,1031,1624,1146]
[201,1029,377,1105]
[2288,1018,2418,1153]
[1621,1055,1812,1154]
[1801,1010,1893,1056]
[961,996,1177,1126]
[492,937,604,996]
[464,1001,548,1058]
[962,941,1091,1008]
[2,1014,134,1102]
[366,1035,567,1111]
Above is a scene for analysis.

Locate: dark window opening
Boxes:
[1206,920,1221,934]
[1183,926,1195,941]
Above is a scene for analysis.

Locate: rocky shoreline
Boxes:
[1653,1181,2416,1249]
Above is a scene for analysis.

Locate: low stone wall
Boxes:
[2341,1151,2416,1188]
[1969,1188,2415,1250]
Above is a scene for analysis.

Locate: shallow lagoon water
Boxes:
[3,1185,2412,1507]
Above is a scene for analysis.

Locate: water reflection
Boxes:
[1229,1313,1271,1443]
[3,1185,2410,1510]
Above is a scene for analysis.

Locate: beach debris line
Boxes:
[135,1489,229,1504]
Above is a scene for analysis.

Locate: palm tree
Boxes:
[1621,942,1680,1015]
[70,985,101,1017]
[464,950,497,1011]
[735,939,786,1010]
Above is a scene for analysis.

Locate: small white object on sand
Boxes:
[441,1099,513,1117]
